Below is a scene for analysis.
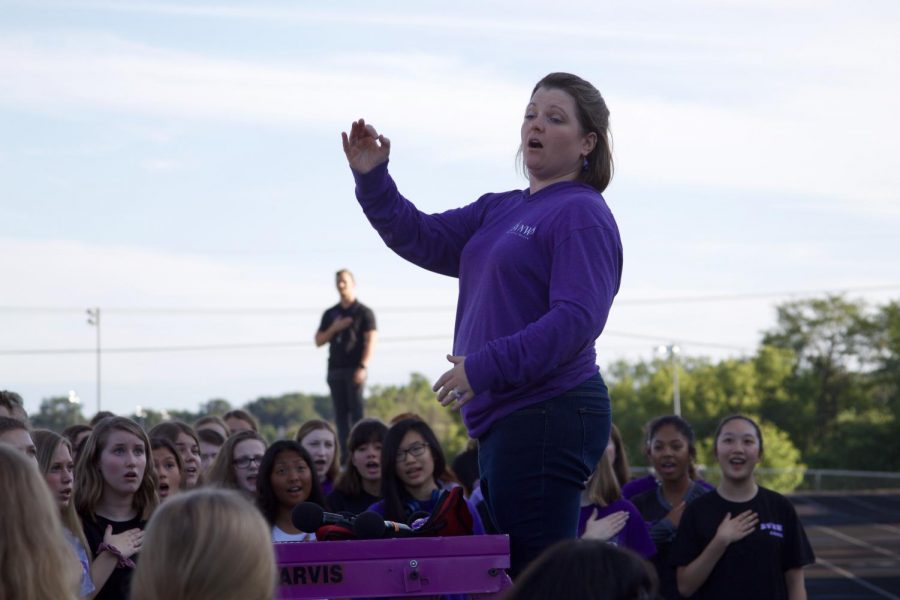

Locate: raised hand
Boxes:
[582,509,629,541]
[341,119,391,174]
[714,510,758,545]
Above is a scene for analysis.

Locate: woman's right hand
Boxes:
[341,119,391,174]
[104,525,144,558]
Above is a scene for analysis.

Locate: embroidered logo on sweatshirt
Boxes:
[507,222,536,239]
[760,522,783,538]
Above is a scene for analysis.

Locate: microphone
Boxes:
[353,510,415,539]
[291,502,355,533]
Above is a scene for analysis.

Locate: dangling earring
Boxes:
[582,156,589,172]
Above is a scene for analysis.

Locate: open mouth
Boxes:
[728,457,747,465]
[59,488,73,501]
[527,138,543,149]
[159,483,170,496]
[287,485,305,496]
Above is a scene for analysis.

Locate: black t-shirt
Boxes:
[632,482,709,600]
[318,301,376,371]
[670,486,815,600]
[326,488,381,516]
[80,512,147,600]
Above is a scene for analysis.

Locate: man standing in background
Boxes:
[315,269,377,460]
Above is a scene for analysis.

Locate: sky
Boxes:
[2,0,898,418]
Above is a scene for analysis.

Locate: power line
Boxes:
[0,283,895,315]
[0,329,749,357]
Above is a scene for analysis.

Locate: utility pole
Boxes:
[657,343,681,416]
[86,308,101,413]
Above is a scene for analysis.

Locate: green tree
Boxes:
[365,373,469,459]
[31,396,86,432]
[245,393,329,442]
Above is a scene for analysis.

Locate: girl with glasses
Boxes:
[206,430,267,498]
[368,419,481,533]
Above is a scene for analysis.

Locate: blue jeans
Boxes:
[478,373,611,578]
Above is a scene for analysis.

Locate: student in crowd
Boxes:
[194,414,230,441]
[623,419,712,500]
[32,429,95,597]
[257,440,327,542]
[0,389,29,422]
[90,411,117,426]
[630,415,711,599]
[131,488,276,600]
[673,415,814,600]
[148,421,202,488]
[150,437,184,501]
[223,409,258,435]
[369,418,479,532]
[0,415,37,461]
[0,445,82,600]
[501,539,658,600]
[206,429,267,498]
[579,438,655,559]
[296,419,340,495]
[63,423,94,462]
[197,427,225,475]
[607,424,632,486]
[75,416,158,600]
[328,418,388,514]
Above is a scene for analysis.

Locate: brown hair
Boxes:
[74,416,159,521]
[223,409,258,432]
[522,72,614,193]
[586,449,622,508]
[609,424,631,485]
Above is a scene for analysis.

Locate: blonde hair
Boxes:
[0,445,81,600]
[32,429,91,558]
[206,430,267,490]
[75,416,159,521]
[131,488,276,600]
[586,450,622,508]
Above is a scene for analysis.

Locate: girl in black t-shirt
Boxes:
[672,415,814,600]
[75,416,159,600]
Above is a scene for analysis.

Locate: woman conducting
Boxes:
[341,72,623,576]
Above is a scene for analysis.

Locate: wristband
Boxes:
[98,542,136,569]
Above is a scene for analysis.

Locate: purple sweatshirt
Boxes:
[577,498,656,558]
[353,162,622,438]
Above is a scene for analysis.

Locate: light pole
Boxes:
[86,308,101,414]
[657,343,681,416]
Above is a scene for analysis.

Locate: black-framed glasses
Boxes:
[396,442,429,463]
[233,455,264,469]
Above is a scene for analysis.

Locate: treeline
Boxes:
[31,295,899,487]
